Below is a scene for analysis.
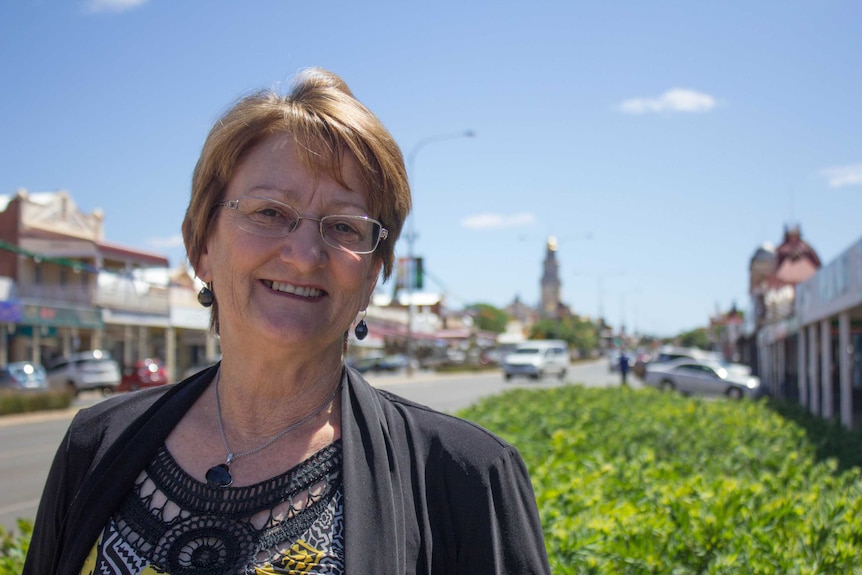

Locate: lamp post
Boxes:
[404,130,475,376]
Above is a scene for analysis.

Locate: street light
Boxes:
[404,130,475,376]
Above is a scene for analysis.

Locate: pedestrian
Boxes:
[619,350,630,386]
[23,67,550,575]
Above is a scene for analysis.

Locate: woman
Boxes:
[24,68,550,574]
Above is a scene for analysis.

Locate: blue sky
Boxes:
[2,0,860,337]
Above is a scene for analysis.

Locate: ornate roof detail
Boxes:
[775,225,821,269]
[774,225,821,285]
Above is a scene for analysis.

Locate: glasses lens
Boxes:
[234,197,300,237]
[321,216,381,254]
[227,196,385,254]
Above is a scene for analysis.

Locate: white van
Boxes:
[502,340,569,380]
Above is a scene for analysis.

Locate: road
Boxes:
[0,359,624,532]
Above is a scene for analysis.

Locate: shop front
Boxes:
[795,235,862,428]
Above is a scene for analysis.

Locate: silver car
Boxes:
[46,350,121,396]
[643,358,761,399]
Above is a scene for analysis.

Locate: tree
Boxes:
[468,303,509,334]
[677,327,712,350]
[529,315,599,356]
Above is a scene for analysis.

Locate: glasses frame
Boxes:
[216,195,388,255]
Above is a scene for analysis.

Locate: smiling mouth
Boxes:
[264,280,324,298]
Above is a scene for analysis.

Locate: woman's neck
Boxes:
[214,341,345,438]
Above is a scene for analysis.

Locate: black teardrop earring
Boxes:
[197,282,214,307]
[354,311,368,340]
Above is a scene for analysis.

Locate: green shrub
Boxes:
[459,386,862,574]
[0,389,73,416]
[0,520,31,575]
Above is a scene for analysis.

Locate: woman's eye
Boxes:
[257,207,284,219]
[328,220,361,237]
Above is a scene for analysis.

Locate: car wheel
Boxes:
[67,381,79,398]
[659,380,675,392]
[558,369,567,380]
[101,386,114,397]
[504,373,512,381]
[726,387,743,400]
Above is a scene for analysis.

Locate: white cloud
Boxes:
[461,212,536,230]
[821,164,862,188]
[147,234,185,249]
[84,0,148,13]
[620,88,718,115]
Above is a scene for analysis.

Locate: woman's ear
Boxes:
[193,239,212,284]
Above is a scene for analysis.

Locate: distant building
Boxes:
[710,302,744,362]
[744,224,821,399]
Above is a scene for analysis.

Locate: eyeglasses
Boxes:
[217,196,388,255]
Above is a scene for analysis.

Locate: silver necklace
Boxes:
[205,371,341,488]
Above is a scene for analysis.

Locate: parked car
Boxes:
[642,358,762,399]
[118,358,169,392]
[0,361,49,391]
[351,354,409,374]
[634,346,721,379]
[502,340,569,380]
[45,350,121,396]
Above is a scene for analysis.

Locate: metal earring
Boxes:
[354,311,368,340]
[197,283,214,307]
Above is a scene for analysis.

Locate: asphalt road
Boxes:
[0,359,624,532]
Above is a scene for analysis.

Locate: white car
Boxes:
[46,350,121,396]
[643,358,761,399]
[502,340,569,380]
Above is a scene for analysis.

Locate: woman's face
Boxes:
[197,132,381,354]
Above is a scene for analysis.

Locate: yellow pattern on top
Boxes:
[256,539,324,574]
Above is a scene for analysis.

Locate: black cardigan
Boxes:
[24,365,551,574]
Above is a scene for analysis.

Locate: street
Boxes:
[0,359,623,532]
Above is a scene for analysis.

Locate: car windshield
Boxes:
[514,348,541,355]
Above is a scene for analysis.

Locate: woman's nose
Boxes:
[279,219,327,267]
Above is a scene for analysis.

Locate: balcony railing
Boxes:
[17,279,170,315]
[94,281,170,314]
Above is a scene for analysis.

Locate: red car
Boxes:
[118,358,169,392]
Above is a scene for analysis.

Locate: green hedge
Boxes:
[458,386,862,574]
[0,520,30,575]
[0,389,73,416]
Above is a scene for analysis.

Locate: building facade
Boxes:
[753,226,862,428]
[0,189,215,381]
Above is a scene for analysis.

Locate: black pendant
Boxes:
[197,285,215,307]
[206,463,233,487]
[354,319,368,340]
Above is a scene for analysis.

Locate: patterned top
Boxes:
[79,441,344,575]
